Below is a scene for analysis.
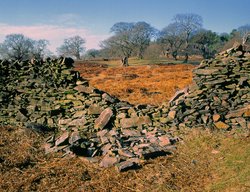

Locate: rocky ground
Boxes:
[0,45,250,191]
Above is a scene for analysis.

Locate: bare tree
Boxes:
[85,49,100,59]
[237,24,250,45]
[101,34,133,66]
[110,22,134,33]
[131,22,156,59]
[102,22,134,66]
[31,39,50,59]
[102,21,156,66]
[57,35,85,60]
[0,34,51,61]
[173,13,203,62]
[159,22,185,60]
[0,34,34,61]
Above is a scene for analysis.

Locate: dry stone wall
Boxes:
[0,44,249,171]
[0,57,167,131]
[0,57,176,171]
[163,45,250,130]
[0,57,79,128]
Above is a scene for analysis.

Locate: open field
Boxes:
[75,58,195,106]
[1,58,249,192]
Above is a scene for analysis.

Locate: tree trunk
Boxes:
[121,56,129,67]
[166,50,169,58]
[138,52,143,59]
[184,37,189,63]
[75,52,81,60]
[183,53,188,63]
[172,51,178,60]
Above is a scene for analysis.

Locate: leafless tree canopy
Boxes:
[159,23,185,60]
[101,21,156,66]
[173,13,203,62]
[0,34,50,61]
[237,24,250,45]
[57,35,86,60]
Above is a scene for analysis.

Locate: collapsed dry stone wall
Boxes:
[0,44,249,171]
[0,57,176,171]
[163,45,250,130]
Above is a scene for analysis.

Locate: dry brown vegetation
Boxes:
[75,62,194,106]
[1,60,249,191]
[1,125,249,192]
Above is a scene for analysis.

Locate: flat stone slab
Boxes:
[94,107,113,130]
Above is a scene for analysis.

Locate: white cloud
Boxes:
[0,23,109,54]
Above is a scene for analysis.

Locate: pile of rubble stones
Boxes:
[163,44,250,130]
[0,44,249,171]
[0,57,177,171]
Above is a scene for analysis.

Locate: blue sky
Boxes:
[0,0,249,52]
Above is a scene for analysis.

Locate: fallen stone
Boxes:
[225,105,250,118]
[141,146,170,159]
[99,154,119,168]
[58,119,71,125]
[101,143,112,155]
[74,85,94,94]
[148,136,158,144]
[68,116,86,126]
[97,129,108,137]
[108,129,118,136]
[194,68,221,75]
[214,121,230,129]
[72,110,86,118]
[44,143,56,154]
[169,88,187,104]
[235,117,247,129]
[94,108,113,130]
[118,149,135,158]
[158,135,171,147]
[120,116,152,129]
[168,110,176,120]
[88,104,103,115]
[102,93,116,103]
[100,136,109,144]
[16,111,28,122]
[79,156,99,163]
[69,131,81,145]
[122,129,141,137]
[55,132,69,146]
[213,114,221,122]
[115,160,139,172]
[120,117,137,128]
[26,123,51,133]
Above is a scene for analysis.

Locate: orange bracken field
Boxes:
[75,61,195,106]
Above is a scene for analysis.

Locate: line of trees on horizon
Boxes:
[0,13,249,63]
